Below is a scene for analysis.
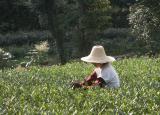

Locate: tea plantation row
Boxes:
[0,57,159,114]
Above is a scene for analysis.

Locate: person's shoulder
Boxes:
[103,64,116,73]
[103,63,112,70]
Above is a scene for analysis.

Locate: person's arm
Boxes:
[82,78,106,89]
[91,77,106,87]
[80,71,97,86]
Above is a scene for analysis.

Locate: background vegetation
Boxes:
[0,1,160,114]
[0,0,160,67]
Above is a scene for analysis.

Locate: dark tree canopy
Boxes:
[0,0,40,33]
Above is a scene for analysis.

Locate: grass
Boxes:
[0,57,160,114]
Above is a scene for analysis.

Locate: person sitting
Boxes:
[71,45,120,89]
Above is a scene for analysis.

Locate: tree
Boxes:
[27,0,112,62]
[142,0,160,19]
[0,0,40,33]
[129,1,160,55]
[31,0,67,64]
[110,0,136,28]
[65,0,112,57]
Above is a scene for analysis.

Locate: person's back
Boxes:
[95,64,120,88]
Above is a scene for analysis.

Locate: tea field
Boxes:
[0,57,160,114]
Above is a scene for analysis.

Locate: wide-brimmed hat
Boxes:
[81,45,115,63]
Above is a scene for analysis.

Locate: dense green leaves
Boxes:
[65,0,112,57]
[129,1,160,55]
[0,0,40,33]
[0,58,159,114]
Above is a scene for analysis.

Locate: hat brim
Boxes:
[81,56,115,63]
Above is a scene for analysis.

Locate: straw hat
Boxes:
[81,45,115,63]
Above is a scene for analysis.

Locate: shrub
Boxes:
[6,45,30,58]
[0,48,12,69]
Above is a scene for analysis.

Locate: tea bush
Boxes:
[0,57,159,114]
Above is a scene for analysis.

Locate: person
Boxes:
[71,45,120,89]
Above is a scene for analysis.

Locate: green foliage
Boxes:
[6,46,30,58]
[0,48,12,69]
[110,0,136,28]
[138,0,160,18]
[78,0,112,30]
[129,5,159,41]
[31,0,112,62]
[0,0,40,33]
[1,0,160,60]
[0,58,159,114]
[0,31,51,46]
[95,28,136,55]
[129,4,160,55]
[65,0,112,57]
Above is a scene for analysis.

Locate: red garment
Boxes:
[71,71,106,89]
[82,71,106,87]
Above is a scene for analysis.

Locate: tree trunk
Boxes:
[77,0,94,57]
[44,0,66,64]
